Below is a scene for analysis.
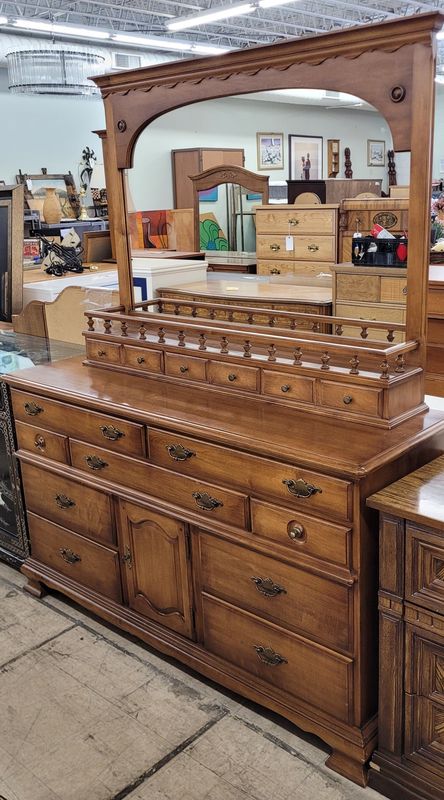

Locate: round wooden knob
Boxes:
[179,365,189,373]
[137,356,145,364]
[281,385,291,393]
[343,395,353,405]
[228,373,237,382]
[288,523,305,541]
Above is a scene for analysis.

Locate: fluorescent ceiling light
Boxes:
[113,33,230,54]
[191,44,231,55]
[259,0,298,7]
[168,3,254,32]
[14,19,109,39]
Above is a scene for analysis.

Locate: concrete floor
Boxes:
[0,561,384,800]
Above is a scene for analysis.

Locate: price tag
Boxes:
[26,179,33,191]
[285,235,294,251]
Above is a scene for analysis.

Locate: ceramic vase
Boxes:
[42,187,62,224]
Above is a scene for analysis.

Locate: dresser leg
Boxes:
[24,578,46,598]
[325,749,368,787]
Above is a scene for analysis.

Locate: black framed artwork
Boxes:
[289,135,323,180]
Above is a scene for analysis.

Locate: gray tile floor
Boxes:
[0,561,384,800]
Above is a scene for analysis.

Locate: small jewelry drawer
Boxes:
[86,340,122,364]
[319,381,383,418]
[250,499,351,568]
[262,370,315,404]
[28,513,121,602]
[20,461,114,545]
[11,389,145,457]
[122,345,163,373]
[165,352,207,382]
[201,594,352,722]
[196,531,352,651]
[405,523,444,615]
[15,421,69,463]
[207,360,259,393]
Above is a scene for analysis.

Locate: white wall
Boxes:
[129,95,393,210]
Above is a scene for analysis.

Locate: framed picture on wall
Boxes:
[256,133,284,170]
[289,135,323,180]
[367,139,386,166]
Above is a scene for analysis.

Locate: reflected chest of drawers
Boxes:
[6,357,444,787]
[367,456,444,800]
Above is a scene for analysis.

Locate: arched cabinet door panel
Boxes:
[118,500,194,639]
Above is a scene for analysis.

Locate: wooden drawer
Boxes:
[148,427,352,522]
[256,208,336,235]
[69,439,249,529]
[319,381,383,418]
[201,594,352,722]
[336,275,380,302]
[294,235,336,263]
[404,694,444,782]
[86,340,122,364]
[197,532,352,651]
[380,277,407,304]
[251,499,351,567]
[15,421,68,463]
[257,260,333,277]
[335,302,405,324]
[20,462,114,545]
[165,352,207,382]
[11,389,145,456]
[262,370,314,404]
[256,234,292,260]
[122,345,163,374]
[28,513,121,602]
[207,361,259,393]
[405,524,444,615]
[406,624,444,703]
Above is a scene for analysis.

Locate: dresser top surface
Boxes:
[157,279,332,304]
[5,356,444,478]
[367,454,444,528]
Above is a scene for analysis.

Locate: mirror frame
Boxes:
[93,11,443,373]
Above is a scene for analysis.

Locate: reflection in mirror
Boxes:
[198,183,261,253]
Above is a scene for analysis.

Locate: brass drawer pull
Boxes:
[97,349,107,357]
[251,576,287,598]
[270,244,280,252]
[59,547,81,565]
[179,365,189,373]
[253,645,288,667]
[281,384,291,393]
[166,444,196,462]
[270,268,280,275]
[192,491,223,511]
[288,523,305,541]
[343,395,353,405]
[228,373,237,382]
[282,478,322,498]
[55,494,75,509]
[288,218,299,226]
[24,401,43,416]
[85,455,108,471]
[137,356,145,364]
[34,435,46,450]
[402,286,407,295]
[307,244,319,252]
[100,424,125,441]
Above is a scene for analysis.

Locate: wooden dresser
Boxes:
[339,199,409,263]
[331,265,407,343]
[255,204,338,277]
[367,456,444,800]
[426,266,444,396]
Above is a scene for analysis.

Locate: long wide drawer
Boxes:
[148,427,352,522]
[256,208,336,235]
[20,462,114,545]
[197,532,352,651]
[201,594,352,722]
[11,389,145,457]
[69,440,249,529]
[28,513,121,602]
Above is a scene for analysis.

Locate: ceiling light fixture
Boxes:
[0,16,8,25]
[167,2,254,32]
[113,33,230,54]
[13,19,109,39]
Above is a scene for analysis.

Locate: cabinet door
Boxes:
[119,501,194,639]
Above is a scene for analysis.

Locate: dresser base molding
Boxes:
[369,752,444,800]
[21,557,376,786]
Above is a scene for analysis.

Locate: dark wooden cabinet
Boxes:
[172,148,244,208]
[367,456,444,800]
[287,179,382,205]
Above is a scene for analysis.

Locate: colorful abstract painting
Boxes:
[128,210,169,249]
[199,213,228,251]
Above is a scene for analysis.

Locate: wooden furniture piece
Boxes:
[156,278,332,331]
[205,253,257,273]
[287,179,382,205]
[367,456,444,800]
[0,184,24,322]
[331,265,407,343]
[426,265,444,396]
[339,198,409,262]
[255,204,338,276]
[165,208,195,252]
[294,192,321,203]
[83,230,113,262]
[172,148,244,208]
[327,140,340,178]
[6,12,443,790]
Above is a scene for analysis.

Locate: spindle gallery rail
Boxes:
[84,305,418,383]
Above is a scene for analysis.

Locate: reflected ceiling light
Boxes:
[113,33,230,54]
[0,16,8,25]
[167,3,254,32]
[13,19,109,39]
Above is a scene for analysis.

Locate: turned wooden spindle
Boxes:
[320,351,330,370]
[198,333,207,351]
[178,331,186,347]
[387,329,395,342]
[290,319,297,330]
[268,317,276,327]
[158,327,166,344]
[247,314,254,325]
[121,321,128,337]
[293,347,303,366]
[335,324,343,336]
[228,310,234,322]
[312,321,320,333]
[104,319,112,335]
[174,304,180,316]
[395,354,406,373]
[191,307,197,317]
[360,326,368,339]
[139,324,147,340]
[268,344,277,362]
[210,308,216,320]
[220,336,229,354]
[87,315,95,332]
[380,359,390,379]
[350,355,360,374]
[157,300,164,314]
[243,340,252,358]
